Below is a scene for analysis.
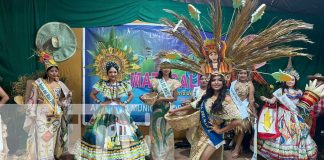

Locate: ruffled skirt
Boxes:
[80,105,149,160]
[258,105,317,160]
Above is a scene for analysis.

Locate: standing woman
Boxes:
[170,74,243,160]
[229,69,255,158]
[24,55,72,159]
[149,68,181,160]
[169,74,209,145]
[258,68,318,159]
[81,61,148,159]
[0,80,9,159]
[188,75,209,145]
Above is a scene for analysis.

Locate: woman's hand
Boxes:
[168,109,178,115]
[139,95,144,102]
[67,91,72,98]
[260,96,267,102]
[119,103,126,107]
[99,101,109,106]
[56,98,63,106]
[209,121,222,134]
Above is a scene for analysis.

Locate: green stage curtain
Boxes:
[1,0,323,88]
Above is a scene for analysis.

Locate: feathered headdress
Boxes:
[158,0,313,77]
[87,28,140,81]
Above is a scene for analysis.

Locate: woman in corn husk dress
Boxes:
[169,73,245,160]
[80,62,148,160]
[228,69,256,158]
[24,65,72,160]
[185,75,209,145]
[149,68,181,160]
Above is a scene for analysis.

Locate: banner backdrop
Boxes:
[83,24,212,125]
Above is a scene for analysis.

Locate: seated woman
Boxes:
[170,73,243,160]
[80,62,148,160]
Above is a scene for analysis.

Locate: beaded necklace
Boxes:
[105,81,119,101]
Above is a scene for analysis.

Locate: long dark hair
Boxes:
[156,69,172,79]
[43,66,59,79]
[197,74,227,114]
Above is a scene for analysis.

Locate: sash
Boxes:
[158,78,172,97]
[158,78,174,109]
[273,88,298,113]
[273,88,302,131]
[200,100,225,149]
[230,80,249,119]
[35,78,61,115]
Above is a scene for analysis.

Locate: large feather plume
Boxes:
[208,0,222,46]
[156,51,204,75]
[161,9,204,59]
[226,0,257,56]
[229,20,313,69]
[160,0,313,76]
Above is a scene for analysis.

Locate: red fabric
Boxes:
[312,98,324,116]
[310,111,316,138]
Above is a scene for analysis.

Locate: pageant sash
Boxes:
[200,100,224,149]
[273,88,301,130]
[230,80,249,119]
[35,78,61,115]
[158,78,172,98]
[273,88,298,113]
[158,78,174,109]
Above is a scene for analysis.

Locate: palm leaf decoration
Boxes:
[87,27,140,81]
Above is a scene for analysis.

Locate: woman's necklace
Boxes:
[109,82,117,101]
[105,81,117,101]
